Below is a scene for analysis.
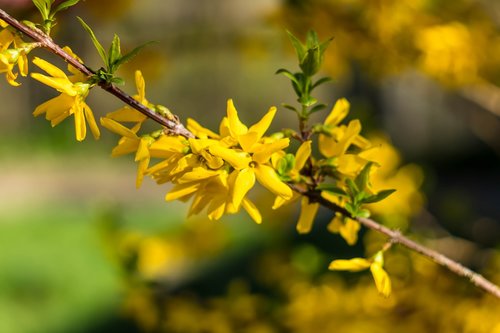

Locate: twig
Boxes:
[1,8,499,299]
[0,8,194,139]
[301,188,500,299]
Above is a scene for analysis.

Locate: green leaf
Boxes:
[281,103,298,112]
[110,77,125,85]
[356,209,371,218]
[355,162,374,192]
[319,37,334,56]
[362,189,396,204]
[308,104,326,114]
[300,95,317,107]
[114,41,155,69]
[108,34,122,72]
[32,0,51,19]
[316,184,347,197]
[345,202,357,216]
[346,178,359,197]
[312,76,332,89]
[52,0,80,16]
[276,68,301,87]
[305,30,319,49]
[286,30,306,62]
[77,17,107,65]
[277,154,295,176]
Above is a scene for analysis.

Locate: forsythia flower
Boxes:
[144,99,291,223]
[0,26,29,86]
[209,100,293,209]
[272,98,371,243]
[100,117,154,188]
[329,251,392,297]
[271,141,320,234]
[31,57,99,141]
[105,70,148,126]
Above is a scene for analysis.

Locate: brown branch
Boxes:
[300,188,500,299]
[1,7,499,299]
[0,8,194,139]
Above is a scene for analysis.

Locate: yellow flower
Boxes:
[0,28,29,86]
[166,168,262,223]
[100,117,154,187]
[105,70,148,124]
[319,98,370,157]
[209,99,292,210]
[271,141,319,234]
[329,251,392,297]
[31,57,99,141]
[325,211,361,246]
[328,257,371,271]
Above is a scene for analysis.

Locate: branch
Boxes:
[301,188,500,299]
[0,8,194,139]
[2,7,499,300]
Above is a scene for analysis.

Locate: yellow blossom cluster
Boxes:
[31,49,100,141]
[0,19,29,86]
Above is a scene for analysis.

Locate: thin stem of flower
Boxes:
[0,8,194,139]
[297,187,500,300]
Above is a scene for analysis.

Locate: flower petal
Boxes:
[227,99,248,137]
[100,117,139,139]
[232,168,256,209]
[83,103,100,139]
[252,138,290,164]
[254,164,292,199]
[135,70,146,102]
[295,141,312,171]
[247,106,276,139]
[106,106,147,123]
[324,98,349,127]
[32,57,68,79]
[187,118,220,139]
[370,263,392,297]
[209,144,251,170]
[329,258,371,272]
[166,182,200,201]
[242,198,262,224]
[296,197,319,234]
[73,104,86,141]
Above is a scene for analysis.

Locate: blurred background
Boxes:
[0,0,499,332]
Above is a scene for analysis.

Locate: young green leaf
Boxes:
[52,0,80,17]
[356,209,371,218]
[355,162,374,192]
[308,103,327,114]
[362,189,396,204]
[114,41,155,69]
[305,30,319,49]
[77,17,107,65]
[316,184,347,197]
[281,103,298,112]
[110,77,125,85]
[108,34,122,72]
[32,0,51,19]
[286,30,306,62]
[312,76,332,89]
[346,178,359,197]
[275,68,301,87]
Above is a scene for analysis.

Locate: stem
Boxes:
[0,8,194,139]
[299,188,500,299]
